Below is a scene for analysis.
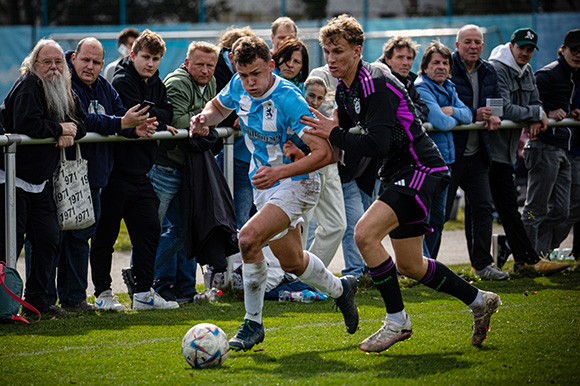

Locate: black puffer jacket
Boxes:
[535,55,580,150]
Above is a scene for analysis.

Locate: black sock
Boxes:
[368,258,404,313]
[419,259,478,305]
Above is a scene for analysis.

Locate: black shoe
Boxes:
[157,286,192,304]
[121,267,136,301]
[229,319,265,351]
[496,235,512,269]
[333,275,359,334]
[24,304,66,317]
[61,300,98,313]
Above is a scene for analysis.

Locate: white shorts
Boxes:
[253,177,321,241]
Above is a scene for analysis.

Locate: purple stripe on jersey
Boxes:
[359,73,374,98]
[386,82,423,167]
[368,258,396,277]
[408,144,423,168]
[415,171,427,190]
[409,170,419,187]
[420,258,437,285]
[429,166,449,173]
[409,171,420,189]
[360,67,375,94]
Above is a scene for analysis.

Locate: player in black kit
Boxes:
[302,14,501,352]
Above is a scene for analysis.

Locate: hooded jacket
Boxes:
[535,55,579,150]
[414,74,473,164]
[65,50,133,188]
[489,43,548,164]
[111,55,173,180]
[0,72,86,184]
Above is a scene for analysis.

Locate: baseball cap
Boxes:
[563,29,580,49]
[511,28,539,50]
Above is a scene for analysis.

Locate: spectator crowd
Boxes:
[1,17,578,334]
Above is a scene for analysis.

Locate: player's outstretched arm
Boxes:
[189,99,232,137]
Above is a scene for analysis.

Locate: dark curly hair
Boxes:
[231,36,271,67]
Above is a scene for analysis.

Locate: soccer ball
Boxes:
[182,323,229,369]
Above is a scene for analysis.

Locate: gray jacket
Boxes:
[489,43,543,165]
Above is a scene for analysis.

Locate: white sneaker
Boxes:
[95,290,126,311]
[132,289,179,310]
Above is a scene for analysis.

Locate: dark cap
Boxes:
[564,29,580,49]
[511,28,539,50]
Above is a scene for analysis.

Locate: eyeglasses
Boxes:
[36,59,64,67]
[567,46,580,56]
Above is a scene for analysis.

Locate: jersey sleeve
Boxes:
[216,76,238,111]
[282,87,314,138]
[331,77,397,158]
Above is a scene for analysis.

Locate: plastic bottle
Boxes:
[278,291,307,302]
[193,288,223,302]
[278,290,292,302]
[290,291,303,302]
[301,290,317,303]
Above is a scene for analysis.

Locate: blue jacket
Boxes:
[65,50,131,189]
[451,51,499,163]
[415,74,473,164]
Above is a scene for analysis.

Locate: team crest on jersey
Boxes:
[353,97,361,114]
[261,100,277,132]
[265,105,274,120]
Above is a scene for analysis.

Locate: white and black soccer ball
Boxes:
[182,323,229,369]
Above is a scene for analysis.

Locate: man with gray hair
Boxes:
[448,24,504,279]
[0,39,86,317]
[270,16,297,53]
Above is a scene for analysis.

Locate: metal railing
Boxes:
[2,118,579,268]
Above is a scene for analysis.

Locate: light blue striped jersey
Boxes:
[217,73,316,188]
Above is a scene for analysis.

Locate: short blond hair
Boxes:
[187,41,219,60]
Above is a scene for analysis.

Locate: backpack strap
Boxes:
[0,262,41,324]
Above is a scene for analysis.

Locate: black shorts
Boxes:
[379,165,450,239]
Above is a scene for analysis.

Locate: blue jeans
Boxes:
[233,159,255,230]
[148,164,196,294]
[423,185,448,259]
[46,188,101,305]
[341,180,368,278]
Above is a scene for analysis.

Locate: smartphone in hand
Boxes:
[137,100,155,112]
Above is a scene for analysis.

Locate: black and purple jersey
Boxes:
[329,60,447,183]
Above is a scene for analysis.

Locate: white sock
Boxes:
[387,310,407,326]
[243,260,268,324]
[468,290,484,310]
[299,251,342,298]
[134,291,149,299]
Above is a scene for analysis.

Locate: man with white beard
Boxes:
[0,39,86,317]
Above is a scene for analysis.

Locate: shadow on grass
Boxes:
[236,347,471,380]
[2,266,577,340]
